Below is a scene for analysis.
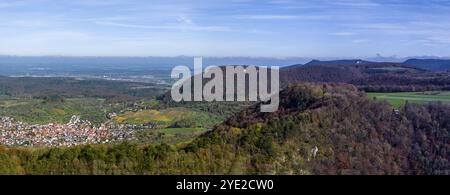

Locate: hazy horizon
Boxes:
[1,54,450,62]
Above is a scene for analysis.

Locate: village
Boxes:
[0,115,135,147]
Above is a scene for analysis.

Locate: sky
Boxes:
[1,0,450,57]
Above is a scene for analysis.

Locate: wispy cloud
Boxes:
[0,20,49,28]
[0,1,29,8]
[236,14,299,20]
[329,32,356,36]
[176,15,194,25]
[352,39,369,43]
[94,21,232,32]
[330,0,379,7]
[235,14,330,20]
[2,0,450,57]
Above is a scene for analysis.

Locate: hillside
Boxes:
[304,59,450,72]
[280,63,364,84]
[193,83,450,174]
[404,59,450,72]
[304,59,372,66]
[1,83,448,174]
[280,60,450,92]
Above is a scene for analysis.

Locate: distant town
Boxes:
[0,115,137,147]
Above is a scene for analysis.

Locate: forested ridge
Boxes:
[280,62,450,92]
[0,83,448,175]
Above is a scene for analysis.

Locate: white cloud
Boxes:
[0,1,29,8]
[352,39,369,43]
[94,21,232,32]
[0,20,49,28]
[236,14,299,20]
[329,0,379,7]
[329,32,356,36]
[235,14,330,20]
[176,15,194,25]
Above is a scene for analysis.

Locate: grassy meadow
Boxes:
[368,91,450,108]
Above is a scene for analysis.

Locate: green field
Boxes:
[114,107,225,128]
[369,67,410,72]
[368,91,450,108]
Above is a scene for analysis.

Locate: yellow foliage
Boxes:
[230,127,242,136]
[114,116,127,123]
[52,108,66,115]
[255,123,263,133]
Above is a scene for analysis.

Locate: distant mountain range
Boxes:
[280,60,450,92]
[403,59,450,71]
[303,59,373,66]
[300,58,450,71]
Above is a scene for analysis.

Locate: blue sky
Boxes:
[1,0,450,57]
